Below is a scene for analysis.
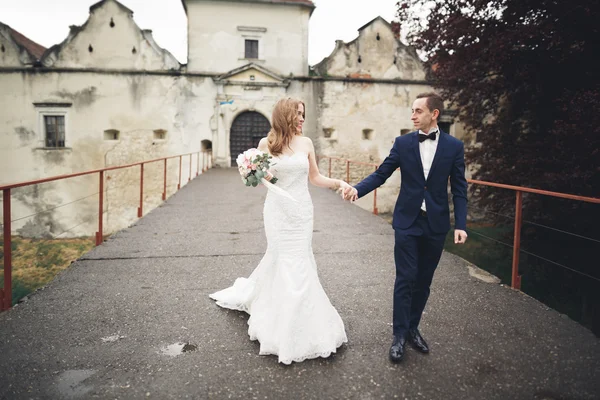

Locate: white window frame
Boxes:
[34,103,71,149]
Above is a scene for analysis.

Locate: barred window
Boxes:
[44,115,66,148]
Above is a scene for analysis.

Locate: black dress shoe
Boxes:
[407,329,430,353]
[389,335,406,363]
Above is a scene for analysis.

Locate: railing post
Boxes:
[209,151,212,168]
[196,152,200,177]
[189,154,192,182]
[178,156,182,190]
[96,171,104,246]
[346,160,350,183]
[2,189,12,311]
[162,158,167,201]
[328,158,332,178]
[202,151,205,172]
[511,191,523,289]
[138,163,144,218]
[373,166,378,215]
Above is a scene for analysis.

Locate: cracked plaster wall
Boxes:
[0,71,215,237]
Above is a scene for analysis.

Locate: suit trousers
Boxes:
[393,212,446,337]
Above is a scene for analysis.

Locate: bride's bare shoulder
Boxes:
[301,136,315,152]
[258,137,269,151]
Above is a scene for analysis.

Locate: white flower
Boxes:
[236,153,246,167]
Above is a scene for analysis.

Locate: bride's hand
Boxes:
[339,182,358,201]
[338,181,353,197]
[264,170,274,181]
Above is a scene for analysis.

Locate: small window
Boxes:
[201,139,212,151]
[154,129,167,140]
[44,116,66,148]
[104,129,120,140]
[245,39,259,59]
[323,128,335,138]
[362,129,374,140]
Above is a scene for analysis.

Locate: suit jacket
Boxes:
[355,130,468,233]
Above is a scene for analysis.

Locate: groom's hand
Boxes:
[454,229,468,244]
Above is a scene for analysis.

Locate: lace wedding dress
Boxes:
[209,151,347,364]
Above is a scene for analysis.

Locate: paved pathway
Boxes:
[1,168,598,399]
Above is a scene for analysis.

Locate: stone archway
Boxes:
[229,111,271,165]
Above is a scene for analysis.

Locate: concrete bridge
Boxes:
[1,168,598,399]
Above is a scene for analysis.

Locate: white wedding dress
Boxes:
[209,151,347,364]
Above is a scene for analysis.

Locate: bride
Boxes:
[210,98,351,364]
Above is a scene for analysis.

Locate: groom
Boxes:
[344,92,468,363]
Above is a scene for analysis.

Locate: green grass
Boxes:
[0,237,94,305]
[444,223,514,284]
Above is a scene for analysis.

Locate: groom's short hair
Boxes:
[416,92,444,119]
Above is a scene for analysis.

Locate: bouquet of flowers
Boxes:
[236,148,278,187]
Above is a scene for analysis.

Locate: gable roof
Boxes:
[39,0,180,69]
[1,22,47,60]
[181,0,315,14]
[89,0,133,15]
[215,62,285,81]
[358,16,391,32]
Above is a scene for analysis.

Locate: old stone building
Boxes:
[0,0,463,237]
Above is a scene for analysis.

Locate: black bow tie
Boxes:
[418,131,437,142]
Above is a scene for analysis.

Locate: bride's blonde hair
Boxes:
[267,98,305,156]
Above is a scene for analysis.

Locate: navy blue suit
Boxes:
[355,130,468,337]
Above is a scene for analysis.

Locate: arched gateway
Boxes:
[229,111,271,165]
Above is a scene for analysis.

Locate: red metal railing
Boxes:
[0,150,212,311]
[317,155,600,291]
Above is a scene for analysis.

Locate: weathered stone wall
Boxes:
[313,17,425,82]
[0,70,216,237]
[41,0,180,70]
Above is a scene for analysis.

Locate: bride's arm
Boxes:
[306,138,350,191]
[258,138,274,181]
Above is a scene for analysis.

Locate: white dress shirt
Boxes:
[419,126,439,212]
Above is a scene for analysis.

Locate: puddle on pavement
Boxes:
[100,334,126,343]
[56,369,96,398]
[160,342,198,356]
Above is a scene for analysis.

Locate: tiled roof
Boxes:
[267,0,314,5]
[6,25,47,60]
[181,0,315,14]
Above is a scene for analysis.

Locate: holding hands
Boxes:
[332,180,356,201]
[342,185,358,202]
